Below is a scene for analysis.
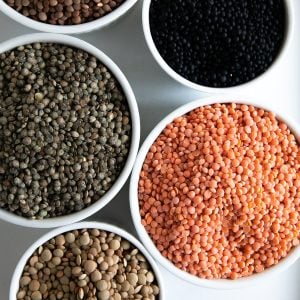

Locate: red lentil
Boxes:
[139,103,300,279]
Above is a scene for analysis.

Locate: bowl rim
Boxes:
[9,221,165,300]
[0,0,138,34]
[142,0,295,93]
[130,95,300,289]
[0,33,140,228]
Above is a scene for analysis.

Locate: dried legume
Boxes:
[17,229,160,299]
[139,103,300,279]
[5,0,126,25]
[150,0,286,87]
[0,43,131,219]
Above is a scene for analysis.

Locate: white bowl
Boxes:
[130,96,300,289]
[10,221,165,300]
[0,0,138,34]
[142,0,295,93]
[0,33,140,228]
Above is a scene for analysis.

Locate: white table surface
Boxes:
[0,1,300,299]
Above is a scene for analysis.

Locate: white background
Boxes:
[0,1,300,299]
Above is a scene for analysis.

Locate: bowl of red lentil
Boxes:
[10,221,164,300]
[130,96,300,289]
[0,0,138,34]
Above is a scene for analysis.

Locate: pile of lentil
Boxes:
[17,228,160,300]
[0,43,131,219]
[150,0,286,87]
[139,103,300,279]
[5,0,125,25]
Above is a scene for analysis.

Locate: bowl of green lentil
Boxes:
[0,33,140,228]
[143,0,294,93]
[0,0,138,34]
[10,221,164,300]
[130,96,300,289]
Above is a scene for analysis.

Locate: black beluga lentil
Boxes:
[150,0,286,87]
[0,43,131,219]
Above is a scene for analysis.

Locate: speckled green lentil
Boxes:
[0,43,131,219]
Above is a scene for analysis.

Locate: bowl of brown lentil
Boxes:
[143,0,294,93]
[130,96,300,289]
[0,0,138,34]
[0,33,140,228]
[10,221,164,300]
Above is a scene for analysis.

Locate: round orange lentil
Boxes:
[138,103,300,279]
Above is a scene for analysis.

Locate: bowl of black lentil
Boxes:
[0,33,140,228]
[10,221,164,300]
[0,0,138,34]
[143,0,294,92]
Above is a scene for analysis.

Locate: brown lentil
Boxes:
[5,0,126,25]
[139,103,300,279]
[17,229,160,299]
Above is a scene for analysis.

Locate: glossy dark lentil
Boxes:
[150,0,286,87]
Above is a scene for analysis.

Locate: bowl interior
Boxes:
[130,96,300,289]
[0,33,140,228]
[10,221,164,300]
